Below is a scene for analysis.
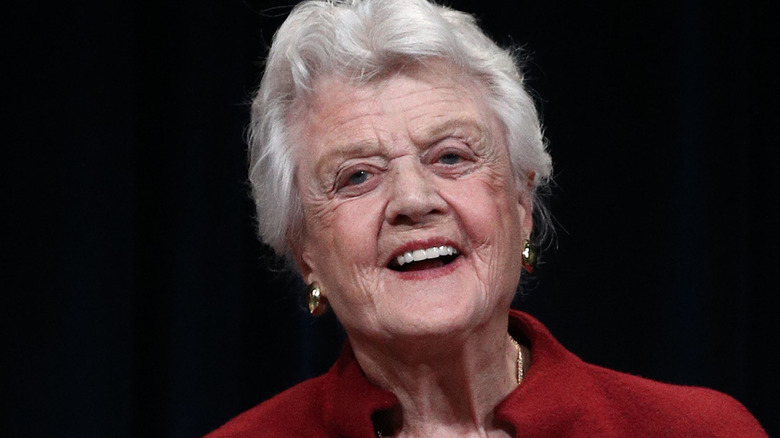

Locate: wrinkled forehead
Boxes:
[287,59,497,144]
[294,67,503,170]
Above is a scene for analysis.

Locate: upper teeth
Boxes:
[396,245,458,266]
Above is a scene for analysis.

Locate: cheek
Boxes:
[310,196,384,275]
[450,176,521,240]
[310,198,387,325]
[443,174,525,293]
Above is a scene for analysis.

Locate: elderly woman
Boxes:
[208,0,766,436]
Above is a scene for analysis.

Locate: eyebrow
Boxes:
[413,117,487,145]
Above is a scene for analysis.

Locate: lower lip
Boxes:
[388,255,463,280]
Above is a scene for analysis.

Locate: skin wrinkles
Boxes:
[314,119,491,203]
[309,93,491,192]
[291,62,533,437]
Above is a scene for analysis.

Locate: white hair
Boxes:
[249,0,553,263]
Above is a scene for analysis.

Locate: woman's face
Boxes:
[293,65,532,342]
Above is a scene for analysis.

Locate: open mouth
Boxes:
[388,245,460,272]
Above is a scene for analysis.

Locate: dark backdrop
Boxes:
[6,0,779,436]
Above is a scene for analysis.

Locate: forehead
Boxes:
[293,64,494,162]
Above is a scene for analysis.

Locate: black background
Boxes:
[5,0,779,436]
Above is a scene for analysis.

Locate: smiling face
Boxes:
[292,63,533,343]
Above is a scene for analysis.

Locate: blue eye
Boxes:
[347,170,370,186]
[438,153,461,165]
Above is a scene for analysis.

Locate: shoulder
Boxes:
[204,376,328,438]
[584,363,767,436]
[506,311,767,436]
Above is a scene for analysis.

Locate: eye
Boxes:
[347,170,370,186]
[426,143,479,178]
[438,153,462,165]
[334,167,378,194]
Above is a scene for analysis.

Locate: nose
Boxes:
[384,159,448,226]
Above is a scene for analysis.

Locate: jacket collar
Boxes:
[495,311,589,435]
[322,341,398,437]
[320,310,584,437]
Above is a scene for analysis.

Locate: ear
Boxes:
[517,194,534,238]
[288,235,317,285]
[517,171,535,238]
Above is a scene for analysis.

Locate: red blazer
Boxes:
[207,311,767,437]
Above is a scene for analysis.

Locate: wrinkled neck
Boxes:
[349,317,520,437]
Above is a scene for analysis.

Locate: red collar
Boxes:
[321,310,580,436]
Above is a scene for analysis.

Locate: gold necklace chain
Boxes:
[376,336,523,437]
[509,334,524,385]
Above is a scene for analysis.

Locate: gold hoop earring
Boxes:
[307,282,328,316]
[521,240,536,273]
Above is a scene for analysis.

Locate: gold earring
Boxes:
[307,282,328,316]
[521,240,536,273]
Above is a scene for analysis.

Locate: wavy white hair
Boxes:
[249,0,553,263]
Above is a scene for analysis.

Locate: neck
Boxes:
[349,316,519,437]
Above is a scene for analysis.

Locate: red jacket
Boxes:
[207,311,767,437]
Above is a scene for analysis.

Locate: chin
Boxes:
[379,293,500,340]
